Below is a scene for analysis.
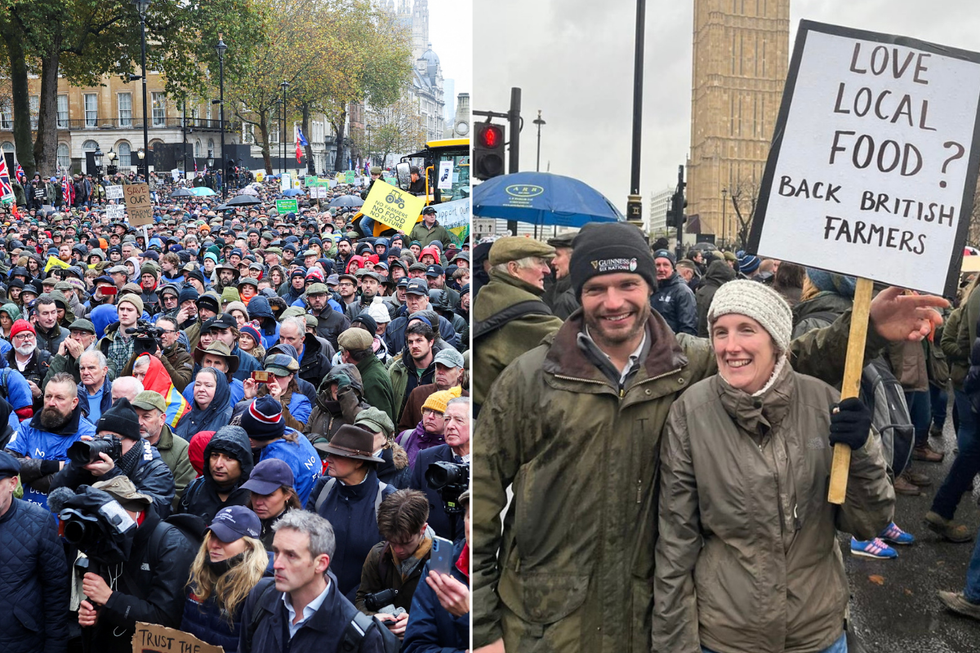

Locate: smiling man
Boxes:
[473,222,949,653]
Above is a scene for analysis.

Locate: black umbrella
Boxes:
[226,194,262,206]
[328,195,364,208]
[170,188,193,197]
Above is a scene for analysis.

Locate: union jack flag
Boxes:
[15,164,23,183]
[62,173,74,206]
[0,157,13,202]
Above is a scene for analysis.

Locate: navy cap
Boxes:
[93,275,115,286]
[405,279,429,296]
[209,506,261,542]
[241,458,295,495]
[396,277,410,288]
[0,450,20,479]
[206,313,238,331]
[425,264,444,277]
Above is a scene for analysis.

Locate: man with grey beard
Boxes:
[5,319,52,411]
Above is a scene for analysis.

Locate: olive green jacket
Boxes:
[942,305,968,388]
[154,424,196,511]
[653,364,893,653]
[473,308,885,653]
[472,270,563,407]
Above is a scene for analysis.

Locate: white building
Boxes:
[648,186,673,235]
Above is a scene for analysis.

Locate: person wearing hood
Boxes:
[305,363,370,449]
[651,249,697,336]
[50,289,79,330]
[181,505,272,651]
[5,372,97,508]
[695,257,737,337]
[240,395,321,506]
[49,397,177,517]
[244,294,280,349]
[307,424,395,601]
[242,459,302,549]
[176,367,234,441]
[177,424,254,523]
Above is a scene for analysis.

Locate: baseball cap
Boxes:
[405,279,428,296]
[425,264,444,277]
[208,506,261,543]
[241,458,295,495]
[433,348,465,369]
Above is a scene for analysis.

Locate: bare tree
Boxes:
[727,176,761,251]
[968,181,980,248]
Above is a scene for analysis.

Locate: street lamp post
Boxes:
[533,110,546,172]
[106,148,117,177]
[721,187,728,248]
[93,146,104,191]
[626,0,646,226]
[280,81,289,177]
[134,0,151,182]
[215,35,227,199]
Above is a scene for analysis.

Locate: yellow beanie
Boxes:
[421,386,463,414]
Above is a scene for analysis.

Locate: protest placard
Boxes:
[275,199,299,214]
[749,20,980,297]
[361,180,426,232]
[106,185,124,200]
[750,21,980,503]
[107,204,126,221]
[123,183,153,227]
[131,622,223,653]
[433,197,470,244]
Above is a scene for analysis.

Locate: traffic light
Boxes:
[474,122,506,180]
[673,165,687,233]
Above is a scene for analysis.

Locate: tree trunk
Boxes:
[257,111,272,174]
[34,36,63,177]
[301,103,314,175]
[2,31,36,178]
[332,106,347,173]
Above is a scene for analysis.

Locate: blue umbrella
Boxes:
[473,172,623,228]
[189,187,216,196]
[281,188,303,197]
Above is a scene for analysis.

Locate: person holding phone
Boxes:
[240,353,311,432]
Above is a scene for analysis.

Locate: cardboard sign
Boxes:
[124,183,153,226]
[132,622,223,653]
[749,21,980,297]
[106,185,124,200]
[361,180,426,232]
[276,199,299,214]
[437,161,454,191]
[433,197,470,229]
[106,204,126,220]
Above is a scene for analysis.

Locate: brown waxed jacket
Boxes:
[473,307,886,653]
[653,363,894,653]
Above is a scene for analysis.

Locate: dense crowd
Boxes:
[0,167,470,653]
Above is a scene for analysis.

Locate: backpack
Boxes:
[314,477,388,514]
[245,578,400,653]
[798,311,914,476]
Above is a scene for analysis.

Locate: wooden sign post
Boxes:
[748,21,980,503]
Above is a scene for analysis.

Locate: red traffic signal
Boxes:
[474,122,506,181]
[479,124,503,148]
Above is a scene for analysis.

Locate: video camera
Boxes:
[364,588,406,619]
[425,461,469,515]
[125,320,163,358]
[66,435,122,466]
[48,485,137,564]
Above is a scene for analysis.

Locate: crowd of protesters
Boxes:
[0,166,470,653]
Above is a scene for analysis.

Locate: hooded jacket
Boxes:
[304,364,369,444]
[650,271,697,336]
[177,425,254,523]
[653,364,894,653]
[176,369,233,441]
[245,296,280,349]
[296,332,333,390]
[695,260,736,337]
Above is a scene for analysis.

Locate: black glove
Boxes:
[829,397,872,450]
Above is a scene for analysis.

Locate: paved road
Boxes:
[846,408,980,652]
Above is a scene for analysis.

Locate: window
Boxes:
[194,139,202,157]
[0,100,11,129]
[118,93,132,127]
[57,143,70,170]
[29,96,39,129]
[57,95,69,129]
[190,107,199,126]
[152,92,166,126]
[84,94,98,127]
[207,138,214,156]
[118,142,132,168]
[242,123,254,144]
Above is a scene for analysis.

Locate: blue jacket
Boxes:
[650,271,698,336]
[182,377,246,411]
[0,499,70,653]
[385,313,459,352]
[401,540,469,653]
[409,444,465,542]
[245,296,280,350]
[305,468,395,600]
[238,575,385,653]
[6,404,97,508]
[259,431,321,506]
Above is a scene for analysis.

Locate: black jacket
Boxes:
[87,508,197,653]
[0,499,70,653]
[409,444,465,542]
[650,271,697,336]
[313,306,351,353]
[50,438,176,517]
[298,332,334,389]
[176,427,253,524]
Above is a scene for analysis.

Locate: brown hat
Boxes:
[92,476,152,512]
[193,340,241,373]
[489,236,555,266]
[314,425,383,463]
[337,327,373,352]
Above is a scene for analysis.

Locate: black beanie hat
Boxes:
[570,222,656,297]
[96,397,141,441]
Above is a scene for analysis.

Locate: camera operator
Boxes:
[355,489,436,638]
[409,397,469,543]
[5,372,97,508]
[68,476,196,653]
[49,397,176,517]
[0,451,70,653]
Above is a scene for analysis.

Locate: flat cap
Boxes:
[131,390,167,413]
[547,232,577,249]
[337,327,374,352]
[489,236,555,266]
[68,318,96,335]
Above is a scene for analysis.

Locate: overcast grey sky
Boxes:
[430,0,471,96]
[474,0,980,212]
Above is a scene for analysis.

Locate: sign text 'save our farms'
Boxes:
[749,21,980,296]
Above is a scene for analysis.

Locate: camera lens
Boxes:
[63,519,88,545]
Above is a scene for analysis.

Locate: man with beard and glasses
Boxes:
[3,372,96,508]
[472,222,950,653]
[472,237,563,415]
